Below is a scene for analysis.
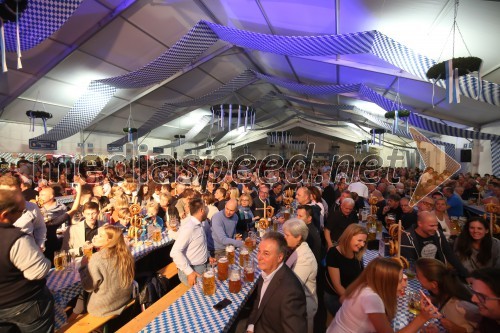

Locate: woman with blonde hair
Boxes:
[229,187,240,201]
[327,258,440,333]
[236,193,255,235]
[324,223,367,316]
[111,193,130,223]
[79,225,135,317]
[283,218,317,333]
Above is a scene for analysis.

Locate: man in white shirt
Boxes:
[170,198,210,287]
[246,232,307,333]
[347,177,369,199]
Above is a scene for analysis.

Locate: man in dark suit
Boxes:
[246,231,307,333]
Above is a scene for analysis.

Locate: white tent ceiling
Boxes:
[0,0,499,151]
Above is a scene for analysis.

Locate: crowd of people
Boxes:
[0,155,500,332]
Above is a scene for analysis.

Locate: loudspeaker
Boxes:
[460,149,472,162]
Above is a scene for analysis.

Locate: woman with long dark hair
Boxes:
[416,258,481,332]
[454,217,500,273]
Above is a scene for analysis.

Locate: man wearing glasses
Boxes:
[252,185,270,219]
[470,268,500,331]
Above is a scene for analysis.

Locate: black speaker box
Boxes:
[460,149,472,162]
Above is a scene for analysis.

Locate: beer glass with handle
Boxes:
[202,267,216,296]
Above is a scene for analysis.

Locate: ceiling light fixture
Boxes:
[425,0,482,104]
[210,104,255,132]
[266,131,292,146]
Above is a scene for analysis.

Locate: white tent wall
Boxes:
[0,122,170,156]
[478,120,500,176]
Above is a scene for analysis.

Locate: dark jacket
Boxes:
[400,226,468,278]
[247,264,307,333]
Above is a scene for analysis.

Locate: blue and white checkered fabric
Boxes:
[205,20,375,56]
[131,236,174,261]
[47,268,82,330]
[140,247,260,333]
[491,139,500,177]
[33,82,116,142]
[3,0,83,51]
[409,113,499,141]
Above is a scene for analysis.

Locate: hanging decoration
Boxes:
[289,140,306,151]
[369,128,386,146]
[386,77,410,134]
[174,134,185,146]
[425,0,482,104]
[123,104,137,143]
[210,104,255,132]
[330,142,340,155]
[206,138,215,150]
[361,140,372,153]
[243,144,250,154]
[26,110,52,133]
[355,142,362,154]
[266,131,292,145]
[0,0,28,72]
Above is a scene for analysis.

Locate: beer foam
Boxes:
[229,272,240,281]
[204,271,215,278]
[240,248,248,255]
[226,245,235,251]
[218,257,228,263]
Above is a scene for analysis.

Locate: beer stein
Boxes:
[82,241,93,259]
[239,248,250,267]
[228,265,242,294]
[217,256,229,281]
[244,259,255,283]
[202,267,216,296]
[53,251,65,271]
[226,245,235,265]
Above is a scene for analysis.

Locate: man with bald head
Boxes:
[324,198,358,249]
[211,199,244,256]
[400,211,468,278]
[39,187,68,264]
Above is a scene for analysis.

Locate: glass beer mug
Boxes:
[239,248,250,267]
[226,245,235,265]
[244,259,255,283]
[228,265,242,294]
[217,256,229,281]
[202,267,216,296]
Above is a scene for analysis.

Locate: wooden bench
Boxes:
[58,298,136,333]
[115,283,190,333]
[157,261,178,280]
